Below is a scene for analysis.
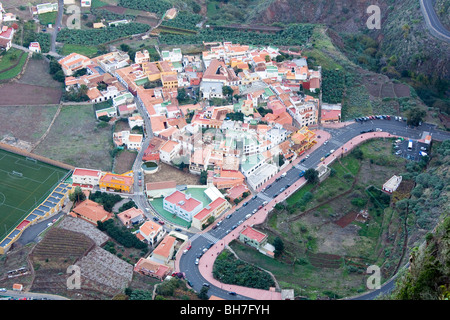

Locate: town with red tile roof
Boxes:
[1,0,448,307]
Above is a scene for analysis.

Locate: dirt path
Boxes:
[30,104,62,152]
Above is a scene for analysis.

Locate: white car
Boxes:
[0,288,6,292]
[195,258,199,265]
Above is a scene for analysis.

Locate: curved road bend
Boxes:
[420,0,450,43]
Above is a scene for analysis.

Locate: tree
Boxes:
[69,186,86,203]
[407,107,426,127]
[273,237,284,257]
[304,168,319,184]
[118,200,137,213]
[97,82,108,91]
[222,85,233,98]
[177,87,188,102]
[120,43,130,52]
[351,148,364,160]
[197,286,209,300]
[200,170,208,184]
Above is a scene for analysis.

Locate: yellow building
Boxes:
[143,62,161,82]
[161,74,178,89]
[99,172,134,193]
[290,126,317,155]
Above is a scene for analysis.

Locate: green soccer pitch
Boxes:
[0,149,69,239]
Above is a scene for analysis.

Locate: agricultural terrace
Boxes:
[236,138,415,299]
[0,149,69,239]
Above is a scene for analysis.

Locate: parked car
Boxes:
[195,258,199,265]
[158,220,165,225]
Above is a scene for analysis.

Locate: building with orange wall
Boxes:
[99,172,134,193]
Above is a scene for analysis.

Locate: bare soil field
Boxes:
[33,104,114,171]
[17,58,62,89]
[393,83,411,97]
[144,162,200,185]
[0,105,59,144]
[334,211,359,228]
[361,71,411,100]
[135,15,161,27]
[113,149,137,174]
[0,83,62,106]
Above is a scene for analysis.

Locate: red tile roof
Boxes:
[165,190,202,213]
[240,226,267,243]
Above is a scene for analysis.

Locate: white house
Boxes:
[138,220,165,246]
[161,48,182,63]
[128,114,144,129]
[28,42,41,53]
[163,190,203,222]
[199,81,223,100]
[159,140,181,164]
[113,130,143,151]
[382,175,402,194]
[72,168,103,188]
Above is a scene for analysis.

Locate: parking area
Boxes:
[392,138,430,162]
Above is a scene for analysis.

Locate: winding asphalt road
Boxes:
[420,0,450,43]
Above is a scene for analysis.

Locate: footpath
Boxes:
[174,128,397,300]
